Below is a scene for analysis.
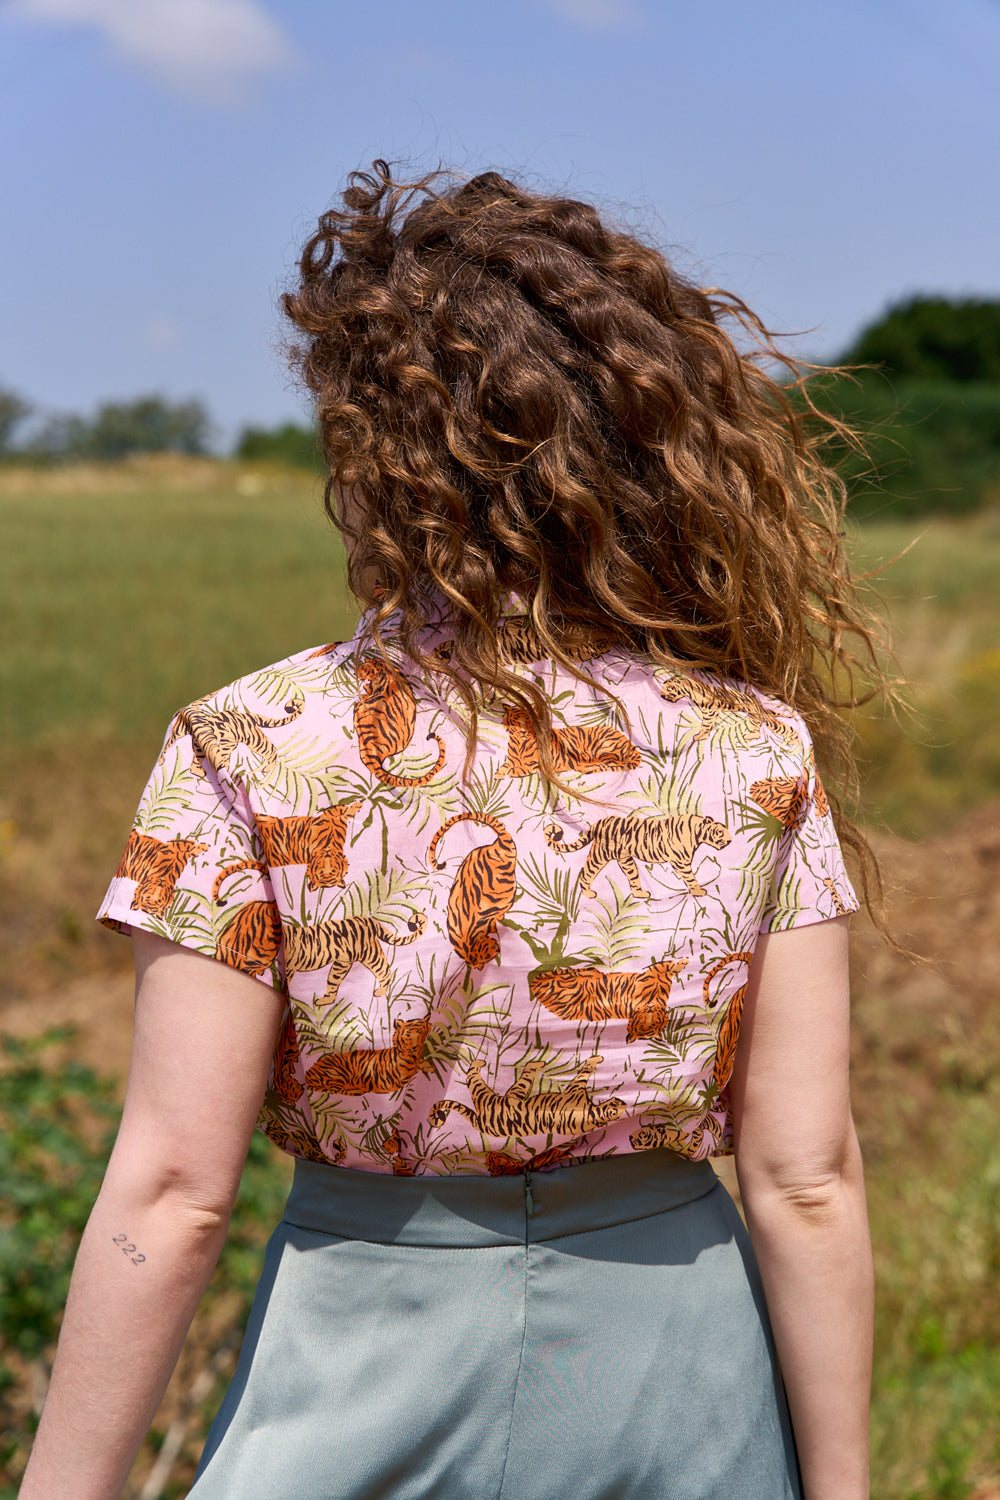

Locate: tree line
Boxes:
[0,392,325,469]
[2,296,998,515]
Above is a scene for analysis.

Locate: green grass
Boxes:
[848,514,1000,837]
[866,1082,1000,1496]
[1,459,356,747]
[6,466,998,844]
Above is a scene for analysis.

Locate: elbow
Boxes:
[101,1150,240,1240]
[752,1172,855,1230]
[738,1129,866,1229]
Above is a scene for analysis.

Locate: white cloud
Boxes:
[143,315,180,349]
[6,0,295,102]
[546,0,642,30]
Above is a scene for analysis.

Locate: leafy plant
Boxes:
[0,1029,290,1497]
[0,1031,119,1490]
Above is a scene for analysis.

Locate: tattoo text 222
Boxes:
[112,1233,146,1266]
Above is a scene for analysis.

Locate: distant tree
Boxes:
[234,421,323,470]
[843,296,1000,383]
[83,395,210,459]
[24,413,91,462]
[0,386,32,455]
[19,394,211,462]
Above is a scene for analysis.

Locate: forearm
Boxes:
[740,1142,873,1500]
[19,1177,231,1500]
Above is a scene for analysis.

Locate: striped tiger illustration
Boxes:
[428,812,517,969]
[823,876,850,916]
[158,695,304,779]
[658,674,801,750]
[529,957,688,1043]
[629,1116,723,1155]
[257,801,362,890]
[283,912,426,1005]
[486,1136,586,1176]
[114,830,208,916]
[750,775,810,831]
[267,1123,345,1165]
[433,616,609,668]
[428,1055,625,1138]
[803,742,831,819]
[271,1010,304,1103]
[354,657,446,787]
[210,862,283,976]
[216,901,283,976]
[497,707,641,779]
[383,1127,417,1176]
[702,952,754,1091]
[305,1016,433,1096]
[544,812,732,900]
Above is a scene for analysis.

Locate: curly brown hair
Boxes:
[282,161,892,922]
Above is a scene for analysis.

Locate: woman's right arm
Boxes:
[730,915,874,1500]
[19,933,286,1500]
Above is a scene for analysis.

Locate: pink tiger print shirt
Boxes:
[98,609,858,1176]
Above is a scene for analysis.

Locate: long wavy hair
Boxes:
[282,161,893,922]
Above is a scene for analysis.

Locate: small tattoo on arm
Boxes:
[112,1233,146,1266]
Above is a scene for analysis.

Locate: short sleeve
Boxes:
[97,709,284,990]
[757,731,860,934]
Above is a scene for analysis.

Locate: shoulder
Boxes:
[173,639,360,720]
[654,665,811,748]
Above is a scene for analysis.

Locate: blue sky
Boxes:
[2,0,998,447]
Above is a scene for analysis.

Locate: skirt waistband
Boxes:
[283,1149,719,1247]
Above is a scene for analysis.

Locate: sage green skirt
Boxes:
[189,1150,801,1499]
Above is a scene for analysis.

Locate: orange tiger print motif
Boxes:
[428,812,518,968]
[702,952,753,1091]
[803,743,831,819]
[257,801,362,890]
[283,912,427,1004]
[158,696,304,779]
[750,775,810,831]
[497,707,641,779]
[629,1116,724,1155]
[485,1136,586,1176]
[658,674,802,750]
[544,812,732,900]
[529,958,688,1043]
[216,901,283,976]
[823,876,850,916]
[428,1054,625,1138]
[354,658,446,787]
[434,616,609,667]
[115,830,208,916]
[485,1140,587,1176]
[305,1016,434,1096]
[383,1126,417,1176]
[272,1010,304,1103]
[268,1124,344,1165]
[210,861,283,976]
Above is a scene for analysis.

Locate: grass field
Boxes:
[3,458,1000,1496]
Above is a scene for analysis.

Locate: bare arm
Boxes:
[730,915,873,1500]
[19,934,286,1500]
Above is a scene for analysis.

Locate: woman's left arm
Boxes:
[19,932,286,1500]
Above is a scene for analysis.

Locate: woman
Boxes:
[21,164,877,1500]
